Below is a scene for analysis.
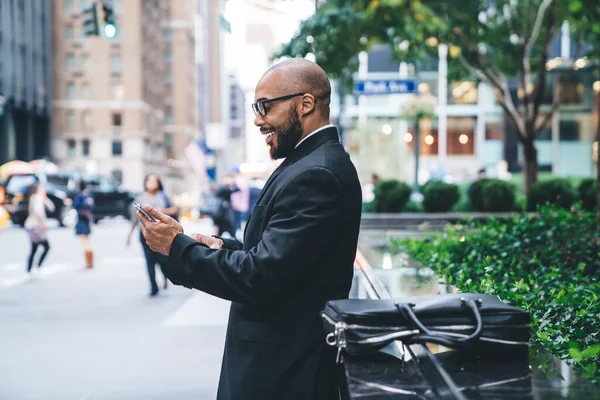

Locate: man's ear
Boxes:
[300,94,316,116]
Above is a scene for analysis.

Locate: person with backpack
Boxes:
[24,183,54,277]
[126,174,178,296]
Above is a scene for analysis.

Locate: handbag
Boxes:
[321,293,531,361]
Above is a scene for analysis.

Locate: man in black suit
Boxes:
[139,59,362,400]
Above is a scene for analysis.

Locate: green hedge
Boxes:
[527,178,577,211]
[578,178,597,211]
[468,178,516,212]
[397,206,600,381]
[422,180,460,212]
[372,179,412,212]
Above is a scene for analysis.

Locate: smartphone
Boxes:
[133,202,157,222]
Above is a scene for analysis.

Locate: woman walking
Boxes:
[126,174,178,296]
[24,183,54,276]
[73,180,95,269]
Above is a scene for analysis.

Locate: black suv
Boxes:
[2,172,134,227]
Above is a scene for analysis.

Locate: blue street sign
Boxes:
[354,79,417,95]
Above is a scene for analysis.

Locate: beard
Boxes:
[268,106,303,160]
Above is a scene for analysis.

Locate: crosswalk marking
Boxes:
[0,262,72,288]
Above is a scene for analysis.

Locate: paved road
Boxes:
[0,219,230,400]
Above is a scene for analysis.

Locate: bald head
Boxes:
[262,59,331,115]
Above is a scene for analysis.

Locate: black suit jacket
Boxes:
[166,127,362,400]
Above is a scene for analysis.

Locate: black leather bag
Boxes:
[321,293,531,360]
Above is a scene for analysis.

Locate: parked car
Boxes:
[2,172,133,227]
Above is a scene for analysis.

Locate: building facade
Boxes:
[51,0,200,194]
[0,0,53,166]
[336,41,598,186]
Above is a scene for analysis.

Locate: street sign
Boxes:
[354,79,417,95]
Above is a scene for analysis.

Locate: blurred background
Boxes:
[0,0,599,399]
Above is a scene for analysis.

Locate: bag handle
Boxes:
[395,297,483,348]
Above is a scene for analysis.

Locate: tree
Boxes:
[277,0,573,193]
[568,0,600,212]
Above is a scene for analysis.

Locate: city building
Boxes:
[228,74,246,168]
[51,0,200,194]
[0,1,53,166]
[223,0,315,167]
[335,39,599,186]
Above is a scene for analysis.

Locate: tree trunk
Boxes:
[522,138,539,194]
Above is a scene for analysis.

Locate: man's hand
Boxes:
[190,233,224,249]
[138,205,184,255]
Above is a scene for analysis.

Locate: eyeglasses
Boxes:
[251,92,304,117]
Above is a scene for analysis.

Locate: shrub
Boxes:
[403,201,423,213]
[362,201,375,213]
[422,180,460,212]
[397,206,600,381]
[373,179,411,212]
[467,178,491,211]
[578,178,597,211]
[481,179,516,212]
[527,178,577,211]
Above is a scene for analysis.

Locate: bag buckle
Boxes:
[325,321,347,364]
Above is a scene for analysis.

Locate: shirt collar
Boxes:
[295,124,335,149]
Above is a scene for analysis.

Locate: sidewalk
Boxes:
[0,218,229,400]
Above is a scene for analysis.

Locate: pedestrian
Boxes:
[126,174,178,296]
[138,59,362,399]
[209,175,237,237]
[24,183,54,276]
[73,180,95,269]
[229,167,249,236]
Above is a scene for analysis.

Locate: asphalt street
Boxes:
[0,218,229,400]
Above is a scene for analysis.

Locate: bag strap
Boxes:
[395,297,483,348]
[160,190,171,208]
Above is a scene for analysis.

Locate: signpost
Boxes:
[354,79,418,95]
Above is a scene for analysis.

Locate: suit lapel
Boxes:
[252,126,340,208]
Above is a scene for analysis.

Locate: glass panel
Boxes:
[67,140,76,157]
[67,82,76,99]
[66,112,76,129]
[66,54,75,71]
[110,55,122,73]
[82,140,90,156]
[81,83,90,100]
[65,24,74,40]
[6,175,38,193]
[112,141,122,155]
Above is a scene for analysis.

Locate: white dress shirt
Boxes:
[295,124,335,148]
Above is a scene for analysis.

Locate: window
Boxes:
[82,111,92,129]
[110,55,122,73]
[81,83,90,99]
[112,140,122,156]
[66,112,76,129]
[163,29,172,42]
[111,169,123,185]
[82,139,90,156]
[67,82,76,99]
[67,139,76,157]
[165,111,172,124]
[65,0,74,12]
[66,54,75,71]
[111,84,124,100]
[112,113,122,126]
[65,24,74,40]
[81,54,89,70]
[165,72,172,85]
[164,50,172,62]
[80,0,89,9]
[165,133,173,150]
